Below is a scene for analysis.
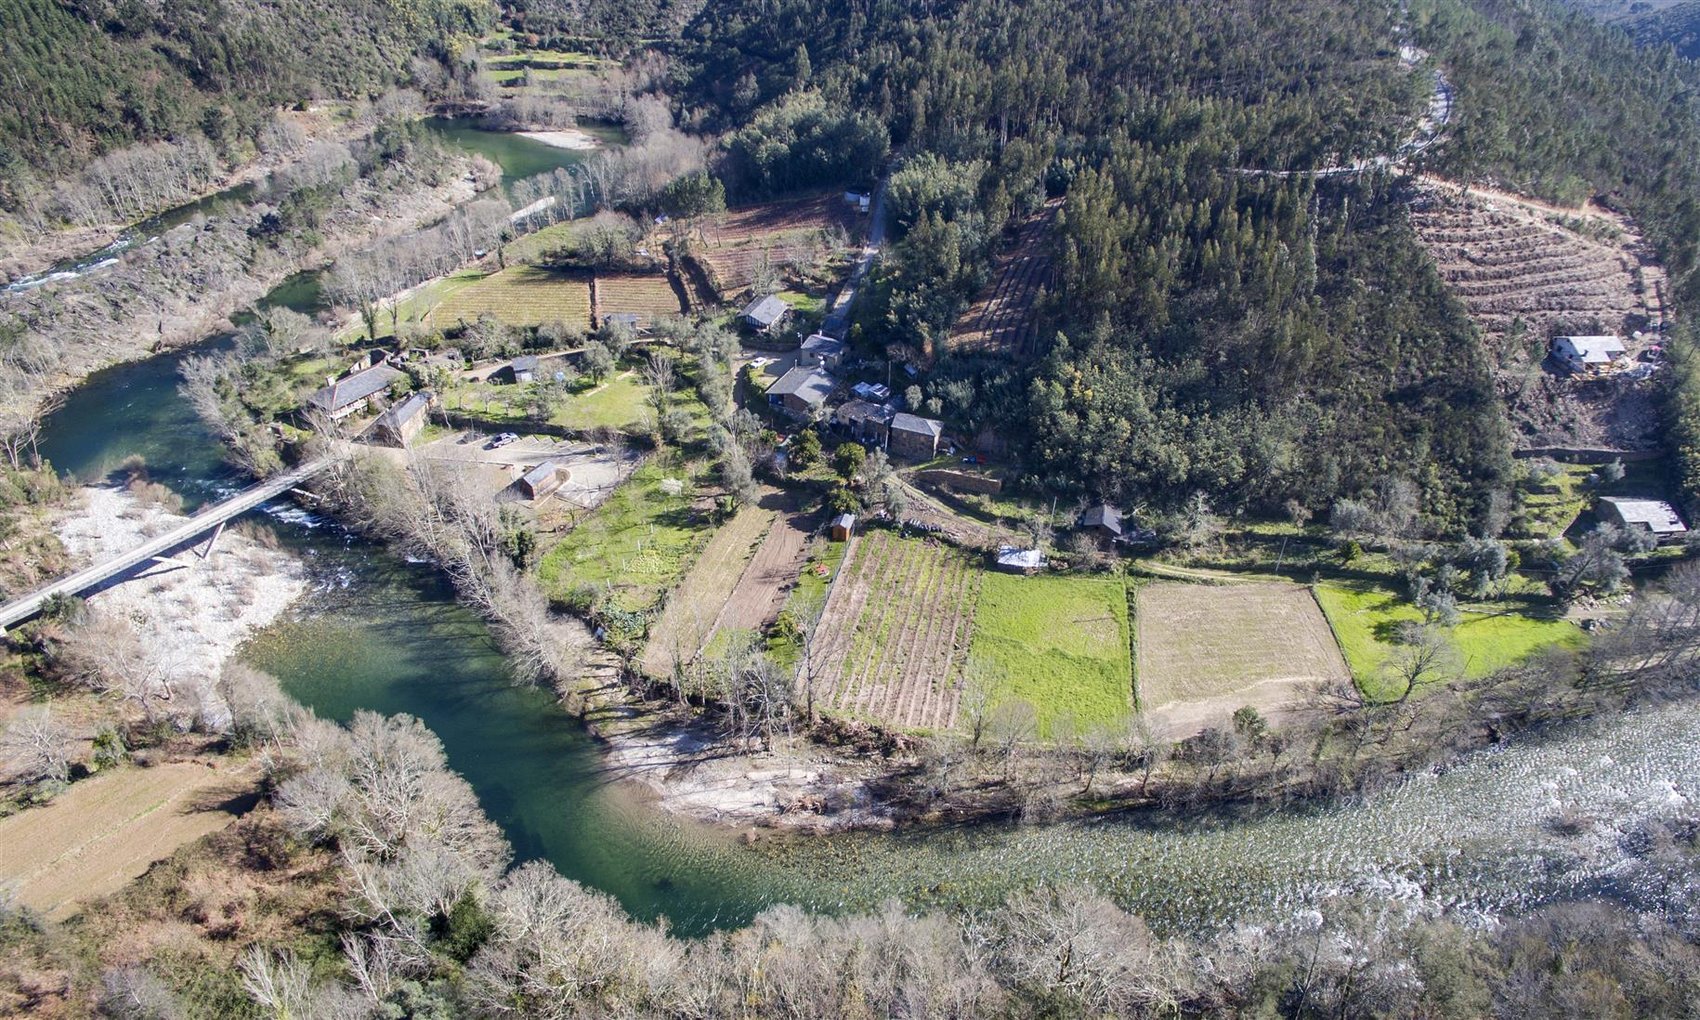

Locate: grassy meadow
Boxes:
[968,572,1133,735]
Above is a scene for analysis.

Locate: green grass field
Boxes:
[550,371,649,431]
[969,572,1133,734]
[536,462,710,616]
[1315,582,1585,701]
[428,265,593,330]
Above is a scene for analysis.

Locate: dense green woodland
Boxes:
[0,0,490,208]
[672,0,1700,531]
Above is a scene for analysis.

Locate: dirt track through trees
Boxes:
[0,761,256,920]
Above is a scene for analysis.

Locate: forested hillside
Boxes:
[676,0,1507,529]
[1561,0,1700,58]
[0,0,492,210]
[670,0,1700,529]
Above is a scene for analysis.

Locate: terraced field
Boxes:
[811,532,983,731]
[595,272,685,326]
[1410,179,1669,450]
[1410,181,1664,347]
[949,200,1060,360]
[687,195,855,299]
[428,265,593,330]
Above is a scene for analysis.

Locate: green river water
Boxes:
[26,128,1700,938]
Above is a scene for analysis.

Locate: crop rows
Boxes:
[809,532,983,731]
[685,195,852,297]
[594,272,684,325]
[949,201,1059,360]
[1409,198,1661,344]
[428,266,593,330]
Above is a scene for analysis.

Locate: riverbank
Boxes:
[519,129,603,151]
[0,150,488,436]
[55,484,307,727]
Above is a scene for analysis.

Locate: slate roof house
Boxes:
[799,333,848,371]
[740,294,792,334]
[511,355,541,383]
[372,390,435,447]
[306,359,407,421]
[766,366,834,417]
[1552,335,1628,375]
[834,399,896,444]
[1598,496,1688,539]
[1078,504,1123,540]
[888,412,944,460]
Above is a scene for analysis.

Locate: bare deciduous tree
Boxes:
[0,706,74,786]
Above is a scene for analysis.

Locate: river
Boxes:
[25,120,1700,937]
[35,331,1700,938]
[7,118,608,294]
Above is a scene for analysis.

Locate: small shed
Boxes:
[889,412,944,460]
[511,355,541,383]
[740,294,792,334]
[800,333,848,371]
[1598,496,1688,539]
[1552,335,1627,375]
[995,546,1044,575]
[830,513,856,541]
[766,366,835,417]
[518,460,571,501]
[1078,504,1124,541]
[372,390,435,448]
[852,381,892,403]
[603,312,641,331]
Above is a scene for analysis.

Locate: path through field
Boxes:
[1136,581,1348,740]
[0,761,257,919]
[640,496,779,678]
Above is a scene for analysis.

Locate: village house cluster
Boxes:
[747,297,950,463]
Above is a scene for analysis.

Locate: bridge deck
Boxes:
[0,460,329,632]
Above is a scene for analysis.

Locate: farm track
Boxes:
[949,201,1060,360]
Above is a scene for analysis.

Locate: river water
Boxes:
[37,335,1700,937]
[26,127,1700,939]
